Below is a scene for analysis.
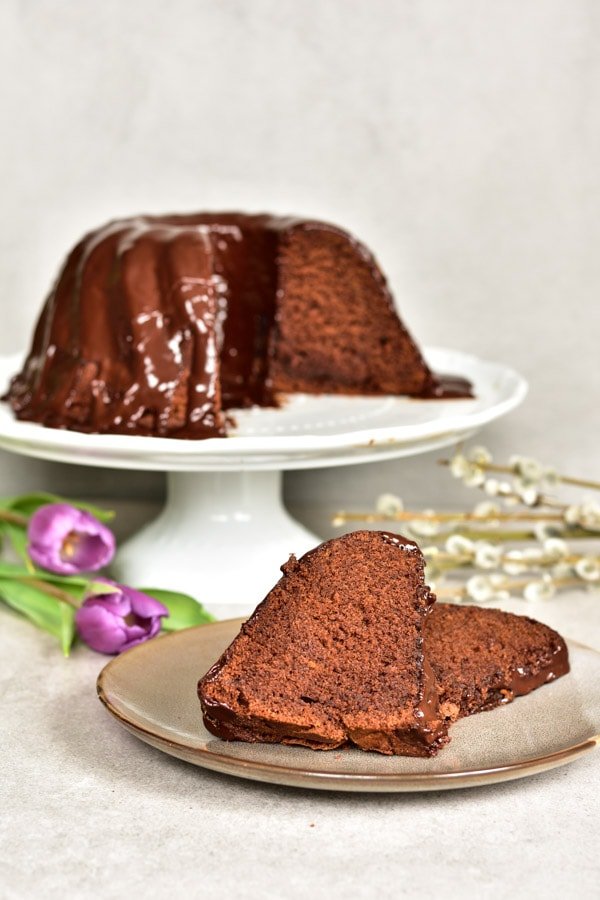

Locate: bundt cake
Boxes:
[426,603,569,721]
[4,213,471,439]
[198,530,450,757]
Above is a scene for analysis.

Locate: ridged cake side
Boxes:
[4,218,228,438]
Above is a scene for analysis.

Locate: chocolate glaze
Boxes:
[4,214,286,438]
[413,654,450,750]
[201,695,344,749]
[163,215,280,410]
[421,373,474,400]
[497,638,570,705]
[4,212,473,439]
[380,531,421,552]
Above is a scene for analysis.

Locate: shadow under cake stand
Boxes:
[0,348,527,619]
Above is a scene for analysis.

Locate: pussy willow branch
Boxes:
[425,527,592,543]
[435,576,584,600]
[430,552,598,573]
[332,512,594,543]
[433,551,597,565]
[438,458,600,492]
[334,510,566,524]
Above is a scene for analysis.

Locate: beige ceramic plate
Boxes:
[97,618,600,792]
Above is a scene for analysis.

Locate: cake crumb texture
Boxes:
[199,530,449,757]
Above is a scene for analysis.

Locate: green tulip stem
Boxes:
[22,577,81,609]
[0,509,28,527]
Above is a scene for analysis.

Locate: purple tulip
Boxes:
[27,504,115,574]
[75,581,168,654]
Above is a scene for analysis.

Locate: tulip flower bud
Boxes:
[27,504,115,574]
[75,581,168,654]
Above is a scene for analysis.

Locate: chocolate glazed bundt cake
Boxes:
[4,213,471,439]
[199,531,450,757]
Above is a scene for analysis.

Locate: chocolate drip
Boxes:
[4,215,284,439]
[413,655,449,749]
[501,639,570,703]
[420,372,474,400]
[204,220,279,409]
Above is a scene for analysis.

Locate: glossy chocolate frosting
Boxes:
[5,214,285,438]
[496,638,570,705]
[4,212,473,439]
[421,373,473,400]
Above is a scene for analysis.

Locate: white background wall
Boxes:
[1,0,599,516]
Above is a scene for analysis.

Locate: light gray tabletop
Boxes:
[2,562,599,900]
[2,0,599,894]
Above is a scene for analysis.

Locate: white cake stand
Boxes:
[0,348,526,618]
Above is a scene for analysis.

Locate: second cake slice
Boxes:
[199,531,449,756]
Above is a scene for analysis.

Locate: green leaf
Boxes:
[59,603,77,657]
[87,579,121,596]
[3,492,115,522]
[139,587,215,631]
[0,561,90,589]
[32,571,90,590]
[1,522,35,571]
[0,579,65,641]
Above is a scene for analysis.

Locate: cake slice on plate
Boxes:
[426,604,570,722]
[198,532,570,758]
[198,530,449,757]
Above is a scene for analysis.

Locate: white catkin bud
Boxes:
[524,577,556,602]
[473,501,501,519]
[408,513,441,537]
[483,478,501,496]
[445,534,475,557]
[503,550,526,576]
[467,445,493,466]
[534,521,563,542]
[449,454,470,479]
[466,575,496,603]
[376,493,403,517]
[516,482,540,507]
[513,456,545,484]
[463,465,486,488]
[574,558,600,582]
[543,538,569,561]
[474,542,503,570]
[579,502,600,532]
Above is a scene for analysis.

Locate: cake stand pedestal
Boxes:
[112,470,319,619]
[0,347,527,619]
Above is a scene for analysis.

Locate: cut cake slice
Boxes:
[198,531,449,757]
[269,221,435,397]
[426,603,570,722]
